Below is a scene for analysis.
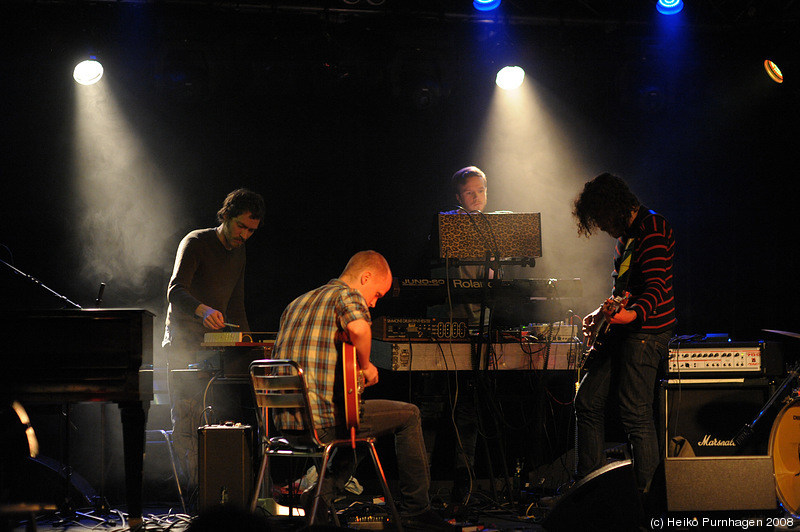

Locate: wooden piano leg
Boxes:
[119,400,149,531]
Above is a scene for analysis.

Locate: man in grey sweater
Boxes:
[162,188,265,495]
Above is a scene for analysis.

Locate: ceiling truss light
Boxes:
[656,0,684,15]
[73,56,104,85]
[764,59,783,84]
[473,0,501,12]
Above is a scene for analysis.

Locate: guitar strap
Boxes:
[613,236,636,297]
[613,208,657,297]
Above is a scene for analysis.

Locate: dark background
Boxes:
[3,0,800,503]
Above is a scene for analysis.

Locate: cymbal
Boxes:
[762,329,800,339]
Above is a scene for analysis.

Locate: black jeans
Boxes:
[574,330,671,492]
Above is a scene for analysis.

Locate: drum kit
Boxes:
[760,329,800,517]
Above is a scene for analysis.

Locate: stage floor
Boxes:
[7,499,800,532]
[5,504,544,532]
[5,474,799,531]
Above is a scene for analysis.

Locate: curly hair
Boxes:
[217,188,265,223]
[572,173,640,237]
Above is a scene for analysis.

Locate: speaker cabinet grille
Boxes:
[664,456,775,511]
[662,379,776,511]
[664,379,772,456]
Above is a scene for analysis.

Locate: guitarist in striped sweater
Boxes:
[271,250,454,531]
[571,173,676,499]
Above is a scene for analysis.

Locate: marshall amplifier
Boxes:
[663,377,774,456]
[661,378,777,511]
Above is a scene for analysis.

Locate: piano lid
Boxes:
[0,308,154,403]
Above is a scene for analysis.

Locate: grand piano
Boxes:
[0,308,153,530]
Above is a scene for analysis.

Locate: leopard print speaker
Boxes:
[437,212,542,259]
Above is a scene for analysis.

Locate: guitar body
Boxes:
[580,315,610,370]
[580,293,629,371]
[342,342,364,441]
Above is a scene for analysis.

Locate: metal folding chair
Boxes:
[249,359,402,530]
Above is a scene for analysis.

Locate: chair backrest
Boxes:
[249,358,324,450]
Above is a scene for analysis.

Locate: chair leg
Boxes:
[249,453,269,513]
[315,441,403,531]
[309,448,333,525]
[365,441,404,532]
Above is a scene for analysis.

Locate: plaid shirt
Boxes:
[272,279,371,430]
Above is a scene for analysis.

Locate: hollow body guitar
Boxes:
[580,293,630,371]
[342,342,365,447]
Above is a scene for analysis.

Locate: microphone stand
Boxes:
[0,257,86,522]
[733,361,800,446]
[90,282,115,524]
[55,283,116,526]
[3,257,117,524]
[0,258,82,309]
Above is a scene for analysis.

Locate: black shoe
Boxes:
[537,494,561,508]
[401,509,455,531]
[537,480,575,509]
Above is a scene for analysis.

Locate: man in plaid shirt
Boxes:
[272,250,454,531]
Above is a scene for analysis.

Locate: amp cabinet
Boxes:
[198,424,254,511]
[661,378,777,512]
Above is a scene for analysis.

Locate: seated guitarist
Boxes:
[271,250,454,531]
[571,173,676,499]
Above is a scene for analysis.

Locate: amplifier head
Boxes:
[667,340,786,378]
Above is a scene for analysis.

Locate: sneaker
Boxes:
[401,509,456,531]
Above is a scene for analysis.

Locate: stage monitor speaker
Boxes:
[198,424,253,511]
[664,456,775,512]
[541,459,642,532]
[662,379,777,512]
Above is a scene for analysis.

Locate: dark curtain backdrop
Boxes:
[3,3,800,348]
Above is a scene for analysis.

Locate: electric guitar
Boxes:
[342,342,365,447]
[580,292,630,370]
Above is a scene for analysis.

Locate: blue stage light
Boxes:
[473,0,501,12]
[656,0,684,15]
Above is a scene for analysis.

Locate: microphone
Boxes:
[95,282,106,307]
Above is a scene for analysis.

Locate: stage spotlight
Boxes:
[73,56,104,85]
[764,59,784,83]
[496,65,525,90]
[656,0,683,15]
[473,0,501,12]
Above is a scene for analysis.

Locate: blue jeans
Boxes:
[574,330,671,492]
[316,399,430,516]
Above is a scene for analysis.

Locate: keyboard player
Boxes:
[422,166,491,511]
[162,188,264,495]
[428,166,492,325]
